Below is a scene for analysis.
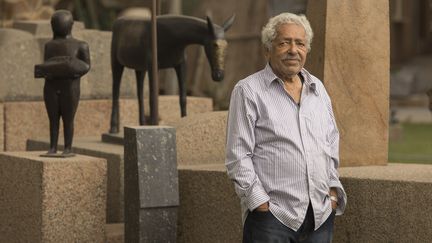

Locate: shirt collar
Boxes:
[263,62,318,95]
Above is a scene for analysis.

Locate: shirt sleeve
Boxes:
[225,85,270,211]
[325,90,347,215]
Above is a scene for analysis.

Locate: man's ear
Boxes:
[263,46,270,60]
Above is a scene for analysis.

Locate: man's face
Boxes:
[266,23,307,80]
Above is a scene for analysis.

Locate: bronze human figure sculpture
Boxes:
[35,10,90,157]
[109,14,235,134]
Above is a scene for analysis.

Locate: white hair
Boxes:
[261,13,313,52]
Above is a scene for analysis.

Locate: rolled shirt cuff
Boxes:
[245,181,270,211]
[329,180,347,215]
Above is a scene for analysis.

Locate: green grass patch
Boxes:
[389,123,432,164]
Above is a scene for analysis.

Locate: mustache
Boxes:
[282,55,300,61]
[282,57,300,61]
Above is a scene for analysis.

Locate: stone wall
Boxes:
[0,21,138,102]
[3,96,212,151]
[177,163,432,243]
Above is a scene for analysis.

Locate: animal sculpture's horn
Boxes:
[222,14,235,31]
[206,16,216,37]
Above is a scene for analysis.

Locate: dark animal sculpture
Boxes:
[109,14,235,133]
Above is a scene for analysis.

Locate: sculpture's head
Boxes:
[51,10,73,38]
[204,15,235,82]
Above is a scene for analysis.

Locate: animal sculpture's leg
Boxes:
[175,62,187,117]
[109,63,124,133]
[148,66,158,125]
[136,70,146,125]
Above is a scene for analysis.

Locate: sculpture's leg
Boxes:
[43,83,60,154]
[61,80,80,155]
[175,61,187,117]
[136,70,146,125]
[109,62,124,133]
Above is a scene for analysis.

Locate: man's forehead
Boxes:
[275,24,306,38]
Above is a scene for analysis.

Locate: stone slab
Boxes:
[106,223,125,243]
[0,27,137,102]
[0,103,3,151]
[0,151,107,243]
[12,20,85,37]
[102,132,125,145]
[0,38,43,101]
[124,126,179,208]
[306,0,390,166]
[177,164,242,243]
[27,137,124,223]
[176,111,227,165]
[0,28,34,46]
[126,207,177,243]
[73,29,138,99]
[335,163,432,242]
[176,163,432,242]
[4,96,212,151]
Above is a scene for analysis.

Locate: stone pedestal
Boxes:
[306,0,390,166]
[0,152,107,243]
[27,137,124,223]
[124,126,179,243]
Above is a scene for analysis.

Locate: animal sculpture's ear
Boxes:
[207,16,216,37]
[222,14,235,31]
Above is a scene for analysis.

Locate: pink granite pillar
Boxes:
[306,0,390,166]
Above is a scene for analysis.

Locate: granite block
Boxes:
[306,0,390,166]
[27,137,124,223]
[175,111,227,165]
[124,126,179,208]
[124,126,179,242]
[0,151,107,243]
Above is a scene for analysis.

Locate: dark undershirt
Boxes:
[298,73,305,106]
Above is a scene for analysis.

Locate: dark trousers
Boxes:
[243,204,335,243]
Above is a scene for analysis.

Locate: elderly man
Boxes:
[225,13,347,242]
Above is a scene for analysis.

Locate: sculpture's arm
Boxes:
[78,42,91,72]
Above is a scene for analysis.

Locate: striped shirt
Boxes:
[225,63,347,231]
